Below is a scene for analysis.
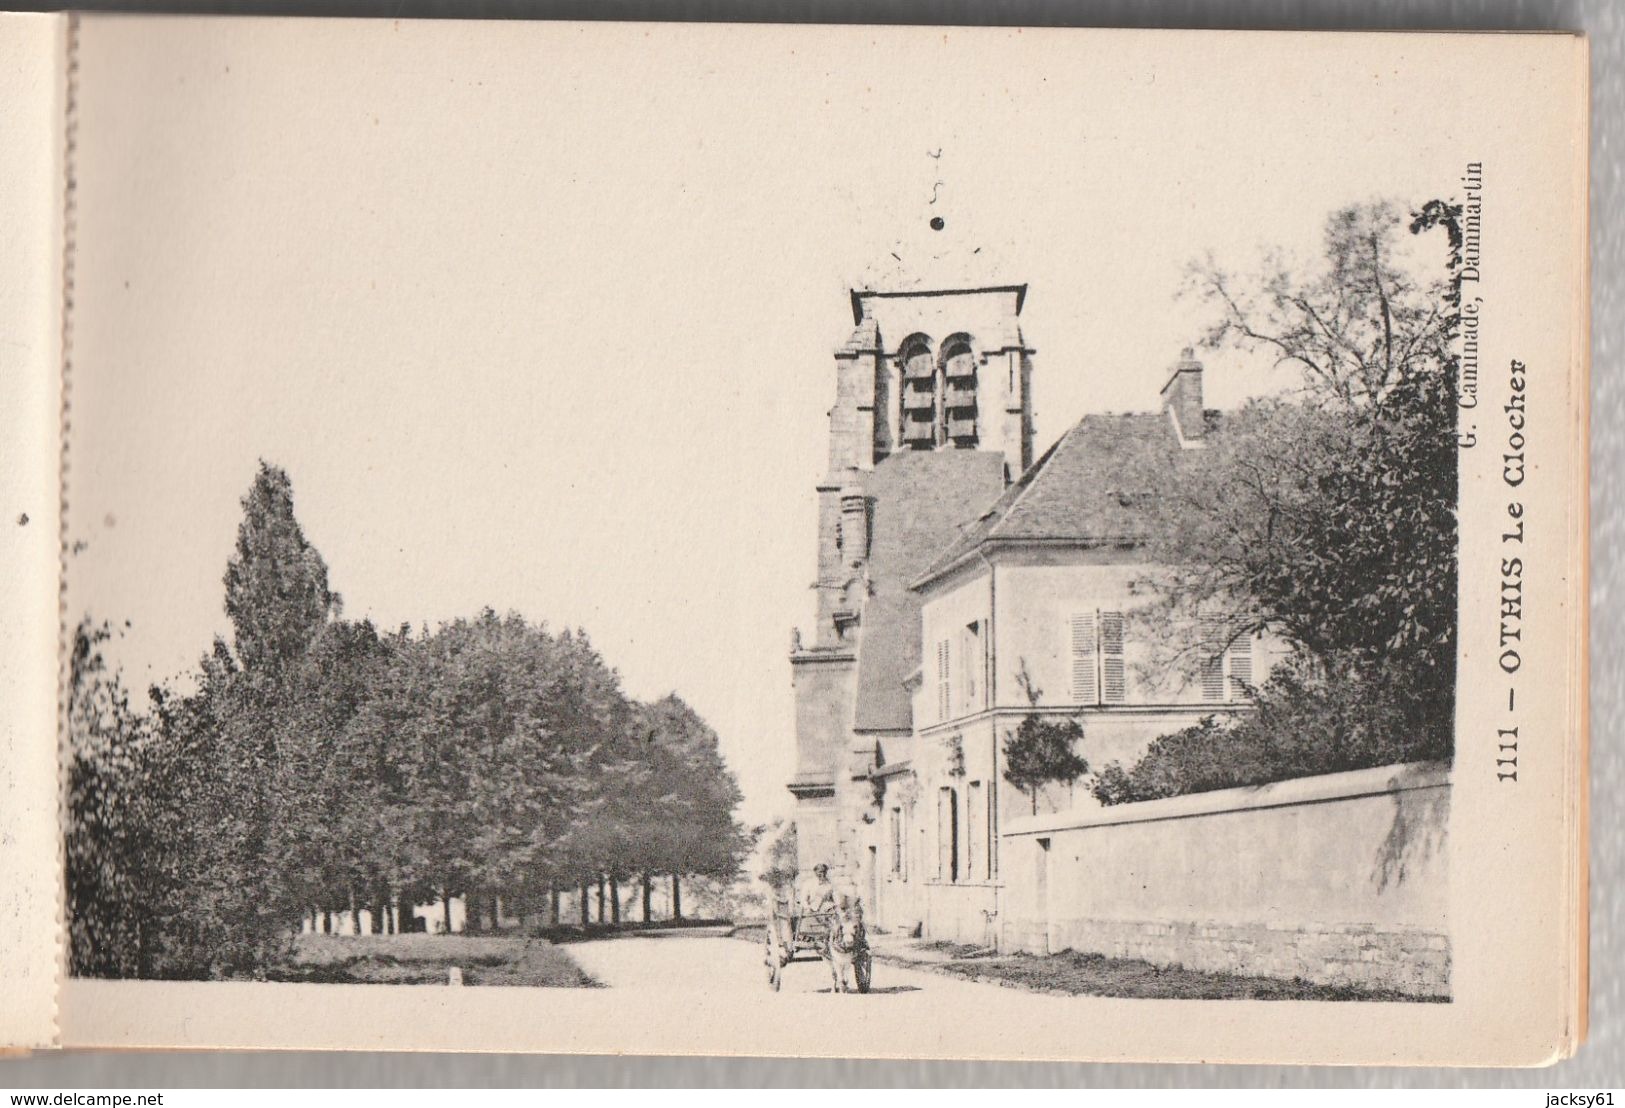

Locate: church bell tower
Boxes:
[811,282,1036,649]
[788,168,1037,881]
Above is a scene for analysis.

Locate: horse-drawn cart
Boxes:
[764,891,873,993]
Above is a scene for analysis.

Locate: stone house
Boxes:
[787,276,1277,947]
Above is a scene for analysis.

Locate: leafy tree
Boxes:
[269,618,396,931]
[1000,665,1090,815]
[223,461,336,673]
[81,461,345,976]
[1139,202,1458,673]
[127,634,296,976]
[167,647,308,973]
[635,693,753,919]
[604,700,678,923]
[1095,201,1462,804]
[466,617,613,925]
[65,620,158,977]
[759,820,798,891]
[1127,200,1459,741]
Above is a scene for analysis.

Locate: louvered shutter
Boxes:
[889,809,903,877]
[1228,633,1254,698]
[1100,611,1126,703]
[1199,615,1225,701]
[957,627,968,711]
[937,640,951,721]
[1070,612,1098,704]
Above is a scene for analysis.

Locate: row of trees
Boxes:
[68,463,751,979]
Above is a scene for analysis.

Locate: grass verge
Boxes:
[878,941,1448,1002]
[270,933,600,987]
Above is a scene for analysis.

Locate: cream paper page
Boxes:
[0,11,66,1054]
[57,19,1586,1064]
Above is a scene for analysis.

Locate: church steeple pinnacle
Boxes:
[823,147,1035,474]
[855,147,1011,297]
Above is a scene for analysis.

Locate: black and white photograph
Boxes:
[3,17,1585,1065]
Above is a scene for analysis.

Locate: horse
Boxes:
[819,904,869,994]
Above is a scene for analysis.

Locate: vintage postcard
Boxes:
[0,16,1589,1063]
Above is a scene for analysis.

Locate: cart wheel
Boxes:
[854,950,872,994]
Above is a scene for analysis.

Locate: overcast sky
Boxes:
[65,20,1463,823]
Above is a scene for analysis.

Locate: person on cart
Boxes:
[766,861,873,993]
[798,862,838,922]
[797,862,863,937]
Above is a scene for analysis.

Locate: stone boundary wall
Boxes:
[1000,762,1451,997]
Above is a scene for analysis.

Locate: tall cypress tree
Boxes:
[223,461,335,672]
[202,461,336,969]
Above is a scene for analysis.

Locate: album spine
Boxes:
[0,9,73,1054]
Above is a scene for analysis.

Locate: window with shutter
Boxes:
[1069,612,1098,704]
[1100,610,1126,703]
[936,639,951,721]
[1228,633,1254,698]
[961,622,980,712]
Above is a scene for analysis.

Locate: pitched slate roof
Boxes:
[851,450,1008,733]
[914,410,1207,587]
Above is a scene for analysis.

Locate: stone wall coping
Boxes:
[1002,761,1450,838]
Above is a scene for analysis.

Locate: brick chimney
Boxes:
[1160,347,1206,443]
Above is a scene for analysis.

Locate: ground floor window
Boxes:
[937,786,959,881]
[888,806,905,879]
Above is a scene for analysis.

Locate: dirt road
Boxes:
[568,933,998,998]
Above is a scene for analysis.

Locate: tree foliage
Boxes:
[223,462,335,672]
[759,820,799,890]
[1102,200,1462,802]
[66,462,751,978]
[1091,652,1452,806]
[1001,665,1089,815]
[66,621,159,977]
[1137,201,1458,678]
